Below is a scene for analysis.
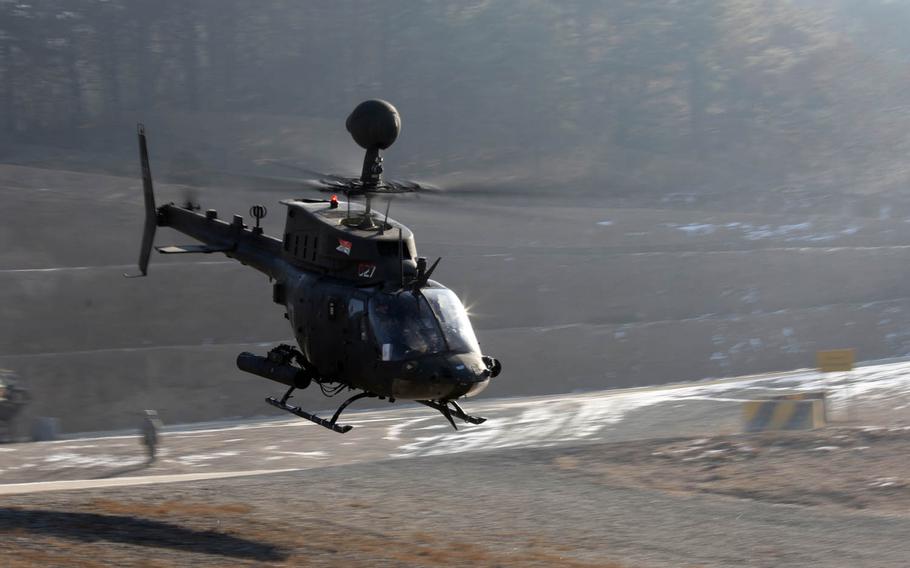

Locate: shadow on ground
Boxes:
[0,508,287,561]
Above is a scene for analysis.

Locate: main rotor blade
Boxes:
[193,170,326,193]
[181,162,551,200]
[254,159,442,195]
[253,159,353,185]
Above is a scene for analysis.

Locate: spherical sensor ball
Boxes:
[346,99,401,150]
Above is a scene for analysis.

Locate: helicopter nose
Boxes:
[390,353,494,400]
[444,354,491,398]
[460,377,490,398]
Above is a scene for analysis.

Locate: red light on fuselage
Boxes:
[330,194,339,209]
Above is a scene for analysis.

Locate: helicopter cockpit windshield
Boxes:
[369,288,481,361]
[423,288,481,354]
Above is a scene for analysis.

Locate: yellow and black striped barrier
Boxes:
[742,399,826,432]
[772,391,826,402]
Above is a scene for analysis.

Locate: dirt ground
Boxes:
[0,499,622,568]
[2,425,910,567]
[553,426,910,514]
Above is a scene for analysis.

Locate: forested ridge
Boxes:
[6,1,910,432]
[2,1,910,201]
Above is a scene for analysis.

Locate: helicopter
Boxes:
[126,99,502,434]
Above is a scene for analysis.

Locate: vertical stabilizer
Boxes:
[125,123,158,277]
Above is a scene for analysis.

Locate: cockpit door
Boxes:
[343,294,371,376]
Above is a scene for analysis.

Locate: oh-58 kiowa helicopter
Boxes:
[126,100,501,433]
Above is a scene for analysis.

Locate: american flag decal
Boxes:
[336,239,352,255]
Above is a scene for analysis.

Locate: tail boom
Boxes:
[126,124,287,281]
[158,204,285,278]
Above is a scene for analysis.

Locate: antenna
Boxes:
[249,204,267,234]
[360,194,377,230]
[381,199,392,234]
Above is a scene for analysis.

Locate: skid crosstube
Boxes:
[418,399,487,428]
[266,396,353,434]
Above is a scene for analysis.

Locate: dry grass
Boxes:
[88,498,252,518]
[0,543,177,568]
[354,534,622,567]
[261,525,626,567]
[0,498,629,568]
[553,427,910,513]
[2,548,110,568]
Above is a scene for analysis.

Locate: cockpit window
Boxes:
[368,288,481,361]
[423,288,481,355]
[369,293,446,361]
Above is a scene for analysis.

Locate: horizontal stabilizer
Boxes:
[156,244,233,254]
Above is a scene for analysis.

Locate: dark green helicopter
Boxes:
[126,100,501,433]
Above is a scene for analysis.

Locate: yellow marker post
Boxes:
[816,348,855,421]
[816,349,855,372]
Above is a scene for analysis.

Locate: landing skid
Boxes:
[418,399,487,430]
[264,377,487,433]
[266,387,376,434]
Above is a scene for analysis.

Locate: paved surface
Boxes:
[2,361,907,492]
[0,370,786,490]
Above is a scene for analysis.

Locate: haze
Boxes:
[1,1,909,431]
